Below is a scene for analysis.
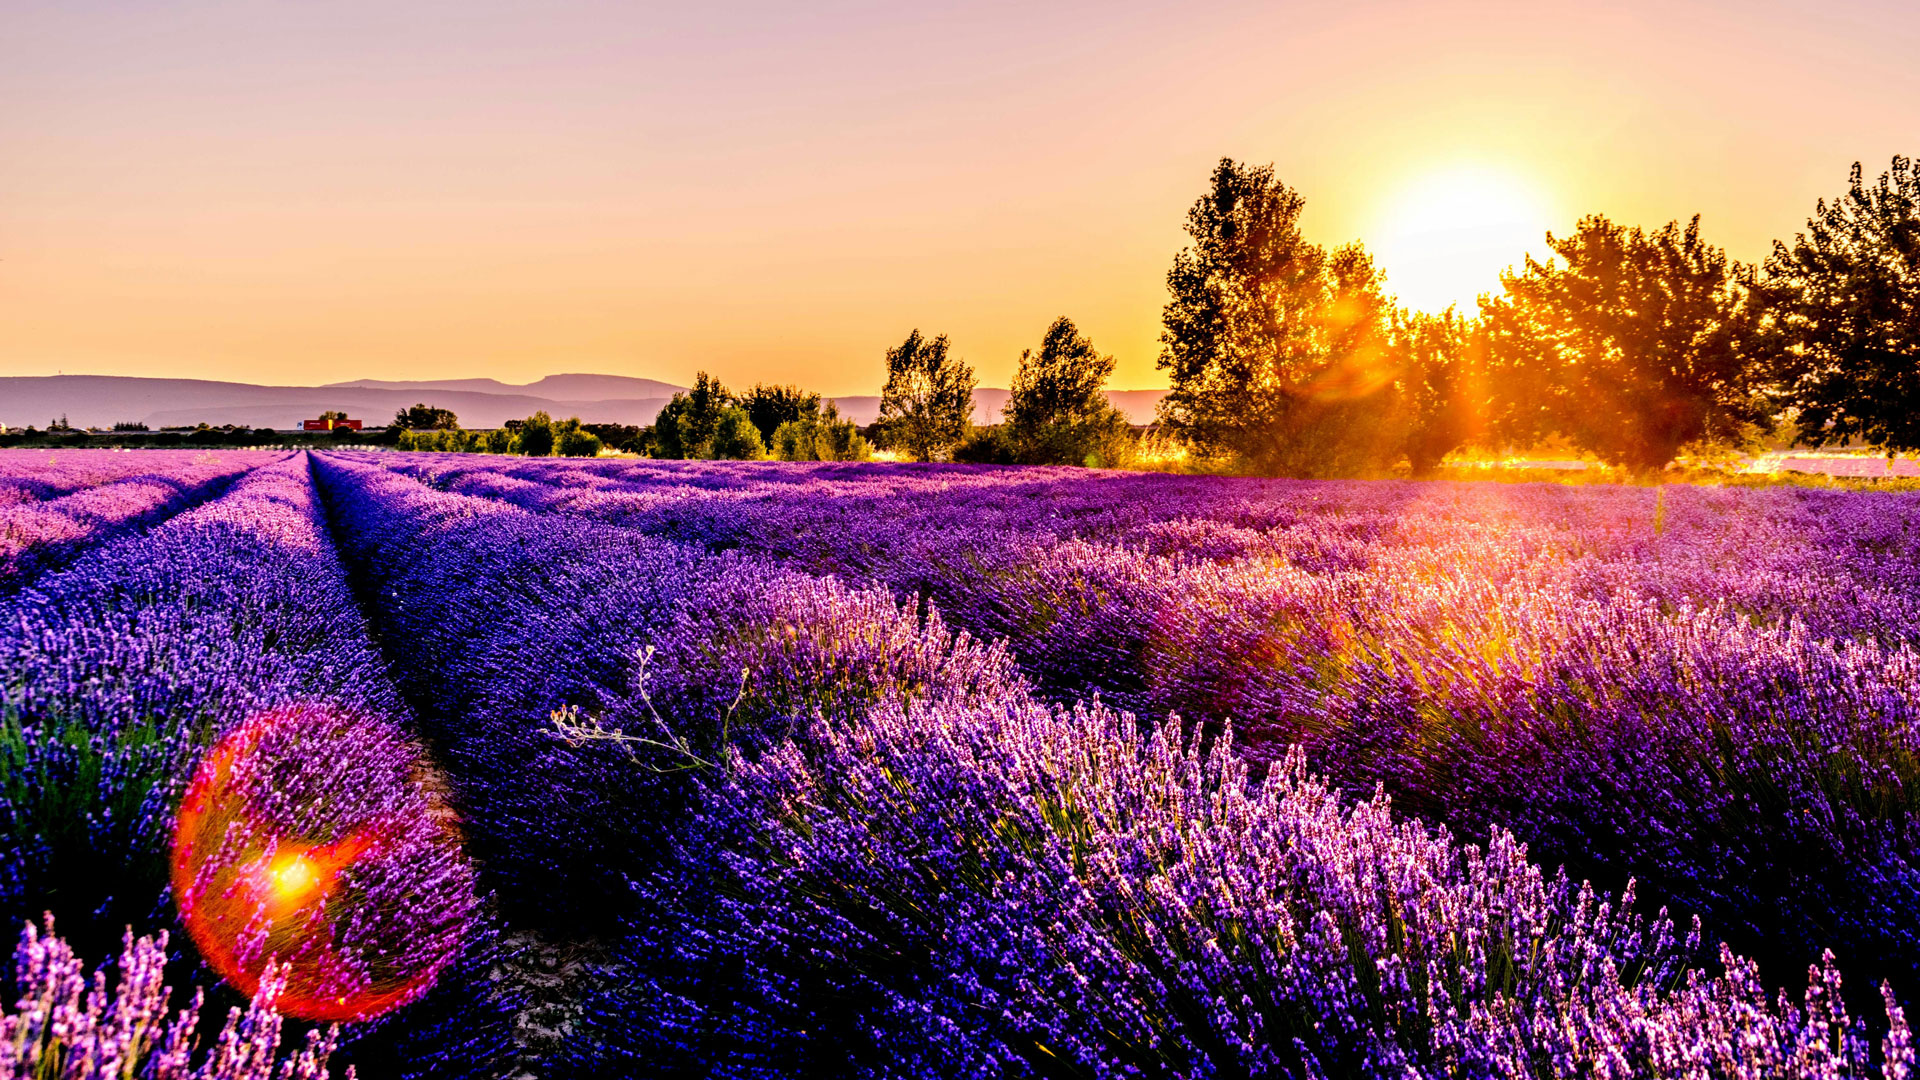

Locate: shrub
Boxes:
[710,407,766,460]
[951,424,1016,464]
[557,429,602,457]
[769,403,870,462]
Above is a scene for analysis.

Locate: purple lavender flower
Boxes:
[0,915,350,1080]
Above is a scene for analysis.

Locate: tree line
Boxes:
[1155,155,1920,476]
[374,325,1138,466]
[356,152,1918,473]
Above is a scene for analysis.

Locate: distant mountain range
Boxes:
[0,374,1167,430]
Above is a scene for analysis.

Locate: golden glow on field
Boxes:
[1369,166,1558,314]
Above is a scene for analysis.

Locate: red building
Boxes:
[303,416,364,431]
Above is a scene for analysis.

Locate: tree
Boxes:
[770,401,871,461]
[740,384,823,446]
[1003,317,1136,467]
[653,372,736,459]
[395,403,460,431]
[1763,156,1920,452]
[711,407,767,460]
[876,330,975,462]
[582,423,644,454]
[1389,308,1487,476]
[1155,159,1404,476]
[557,427,603,457]
[319,410,348,422]
[1483,214,1767,471]
[518,411,557,456]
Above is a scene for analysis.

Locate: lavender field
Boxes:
[3,448,1919,1079]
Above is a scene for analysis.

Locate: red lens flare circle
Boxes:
[171,708,476,1022]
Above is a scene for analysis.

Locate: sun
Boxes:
[1368,165,1558,314]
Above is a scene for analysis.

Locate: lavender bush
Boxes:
[170,706,477,1024]
[0,916,348,1080]
[624,695,1917,1078]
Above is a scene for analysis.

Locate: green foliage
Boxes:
[558,429,603,457]
[1764,156,1920,452]
[1155,160,1405,477]
[770,401,871,461]
[654,372,737,459]
[395,402,460,431]
[740,384,823,446]
[952,425,1018,464]
[1483,214,1769,472]
[485,428,516,454]
[876,329,976,462]
[519,411,557,456]
[0,710,198,957]
[711,407,767,460]
[399,428,486,452]
[583,423,644,454]
[1003,317,1136,467]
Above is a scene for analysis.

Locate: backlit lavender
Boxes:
[0,916,350,1080]
[171,707,476,1022]
[4,447,1920,1077]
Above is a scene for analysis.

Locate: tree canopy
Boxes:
[395,403,460,431]
[1156,159,1403,476]
[1388,309,1486,476]
[740,384,824,446]
[876,330,976,462]
[1763,156,1920,452]
[1483,215,1767,471]
[1002,317,1135,467]
[653,372,767,460]
[770,401,870,462]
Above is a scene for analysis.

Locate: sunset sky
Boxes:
[3,0,1915,395]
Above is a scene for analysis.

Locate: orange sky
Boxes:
[2,0,1914,394]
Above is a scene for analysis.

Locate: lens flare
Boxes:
[171,707,476,1022]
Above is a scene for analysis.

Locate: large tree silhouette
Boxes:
[1157,159,1402,476]
[1483,215,1767,471]
[1763,156,1920,451]
[876,330,975,462]
[1003,317,1134,467]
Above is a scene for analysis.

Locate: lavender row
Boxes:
[626,696,1916,1078]
[308,455,1035,1073]
[0,454,503,1078]
[0,451,282,590]
[345,454,1920,1010]
[0,449,269,507]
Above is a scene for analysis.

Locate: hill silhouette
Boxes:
[0,375,1167,430]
